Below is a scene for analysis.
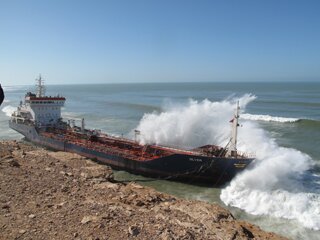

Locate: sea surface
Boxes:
[1,82,319,239]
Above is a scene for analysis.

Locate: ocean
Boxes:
[1,82,319,239]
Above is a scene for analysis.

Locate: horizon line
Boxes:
[3,79,320,87]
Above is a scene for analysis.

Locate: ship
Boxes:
[9,76,254,185]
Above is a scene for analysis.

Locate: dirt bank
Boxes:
[0,140,286,240]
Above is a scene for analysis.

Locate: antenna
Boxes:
[36,74,46,97]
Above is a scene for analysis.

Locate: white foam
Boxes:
[221,116,320,230]
[134,94,320,231]
[241,113,299,123]
[1,105,16,117]
[135,94,256,148]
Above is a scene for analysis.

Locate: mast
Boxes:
[81,118,85,133]
[134,129,141,142]
[227,101,240,157]
[36,74,45,97]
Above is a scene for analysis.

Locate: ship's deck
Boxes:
[40,127,205,161]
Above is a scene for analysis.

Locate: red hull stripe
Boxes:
[29,97,66,100]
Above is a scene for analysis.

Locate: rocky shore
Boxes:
[0,140,286,240]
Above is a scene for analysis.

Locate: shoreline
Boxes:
[0,140,287,239]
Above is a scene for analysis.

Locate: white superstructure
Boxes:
[11,75,65,126]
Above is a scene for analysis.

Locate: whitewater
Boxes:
[241,113,299,123]
[134,94,320,231]
[2,105,16,117]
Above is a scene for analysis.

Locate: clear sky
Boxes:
[1,0,320,85]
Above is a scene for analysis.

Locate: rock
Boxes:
[134,200,145,207]
[105,172,115,182]
[81,216,92,224]
[80,172,88,179]
[60,185,69,192]
[160,229,174,240]
[93,182,120,191]
[2,155,13,160]
[130,183,144,189]
[56,202,66,209]
[2,204,10,209]
[8,159,20,167]
[242,226,255,238]
[212,212,234,222]
[81,216,98,224]
[128,225,140,236]
[0,141,287,240]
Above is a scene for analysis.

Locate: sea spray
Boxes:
[135,94,256,149]
[134,95,320,230]
[222,109,320,230]
[220,126,320,230]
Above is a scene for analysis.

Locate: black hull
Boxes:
[9,121,253,186]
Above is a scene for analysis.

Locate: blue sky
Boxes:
[1,0,320,85]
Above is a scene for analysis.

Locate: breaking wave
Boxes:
[135,94,256,149]
[241,113,299,123]
[220,144,319,230]
[134,94,320,231]
[221,115,319,230]
[1,105,16,117]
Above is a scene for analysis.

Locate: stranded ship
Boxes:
[9,76,254,185]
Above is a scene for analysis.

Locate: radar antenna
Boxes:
[36,74,46,97]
